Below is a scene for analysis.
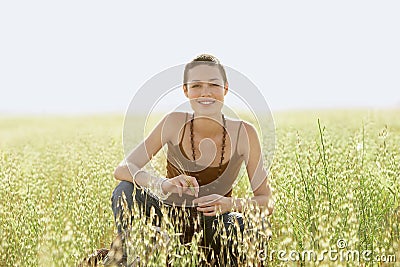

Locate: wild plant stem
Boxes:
[317,119,332,214]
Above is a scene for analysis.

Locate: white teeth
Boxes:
[198,100,215,105]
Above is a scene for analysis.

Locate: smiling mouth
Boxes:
[196,99,216,105]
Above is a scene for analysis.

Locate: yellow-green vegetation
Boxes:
[0,110,399,266]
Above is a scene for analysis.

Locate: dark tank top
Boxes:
[165,113,244,200]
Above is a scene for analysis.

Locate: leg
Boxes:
[202,212,245,266]
[107,181,135,266]
[111,181,164,234]
[111,181,135,234]
[133,182,164,227]
[107,181,165,266]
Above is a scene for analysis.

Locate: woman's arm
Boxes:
[114,112,200,197]
[235,122,274,215]
[114,114,171,187]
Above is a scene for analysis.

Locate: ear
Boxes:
[183,84,189,98]
[223,82,229,96]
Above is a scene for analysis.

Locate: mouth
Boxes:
[196,98,216,105]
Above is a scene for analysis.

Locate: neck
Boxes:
[192,112,224,137]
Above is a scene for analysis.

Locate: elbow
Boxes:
[256,194,274,215]
[114,164,133,182]
[259,194,274,215]
[266,197,274,215]
[267,204,274,216]
[113,166,122,181]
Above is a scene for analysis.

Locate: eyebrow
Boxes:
[190,78,221,82]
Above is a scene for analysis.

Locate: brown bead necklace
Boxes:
[190,113,227,176]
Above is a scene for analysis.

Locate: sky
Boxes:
[0,1,399,115]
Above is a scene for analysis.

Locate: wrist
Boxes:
[132,169,146,184]
[155,177,171,201]
[227,196,235,211]
[231,197,242,212]
[160,178,169,194]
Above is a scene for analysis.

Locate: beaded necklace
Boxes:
[190,113,227,176]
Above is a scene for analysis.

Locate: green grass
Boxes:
[0,110,399,266]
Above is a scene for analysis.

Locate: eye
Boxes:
[191,84,200,88]
[211,83,221,87]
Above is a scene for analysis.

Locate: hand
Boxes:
[161,174,199,197]
[192,194,233,216]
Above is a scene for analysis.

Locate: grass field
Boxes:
[0,109,399,266]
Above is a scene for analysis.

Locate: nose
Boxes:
[200,83,212,97]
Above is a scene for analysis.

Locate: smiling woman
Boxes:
[103,54,274,266]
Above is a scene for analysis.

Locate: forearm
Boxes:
[113,164,134,182]
[113,163,163,189]
[133,169,164,189]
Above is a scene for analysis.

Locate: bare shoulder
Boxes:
[164,111,187,124]
[223,115,242,129]
[224,116,255,131]
[163,112,188,144]
[241,121,258,136]
[236,120,260,156]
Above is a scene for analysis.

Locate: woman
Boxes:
[108,54,274,266]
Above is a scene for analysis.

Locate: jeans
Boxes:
[111,181,246,266]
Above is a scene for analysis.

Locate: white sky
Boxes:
[0,1,399,114]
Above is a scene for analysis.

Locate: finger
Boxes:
[183,186,196,196]
[189,176,200,197]
[179,176,189,193]
[174,180,184,197]
[197,202,216,208]
[197,206,215,212]
[198,205,217,216]
[194,200,215,207]
[196,198,219,207]
[202,211,217,217]
[203,206,222,216]
[193,194,219,205]
[181,175,197,196]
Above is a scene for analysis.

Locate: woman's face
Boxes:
[184,64,228,115]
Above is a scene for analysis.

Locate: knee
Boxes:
[203,213,243,248]
[111,181,134,206]
[224,212,244,235]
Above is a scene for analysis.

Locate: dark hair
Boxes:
[183,54,228,85]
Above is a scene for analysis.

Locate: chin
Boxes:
[191,104,223,116]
